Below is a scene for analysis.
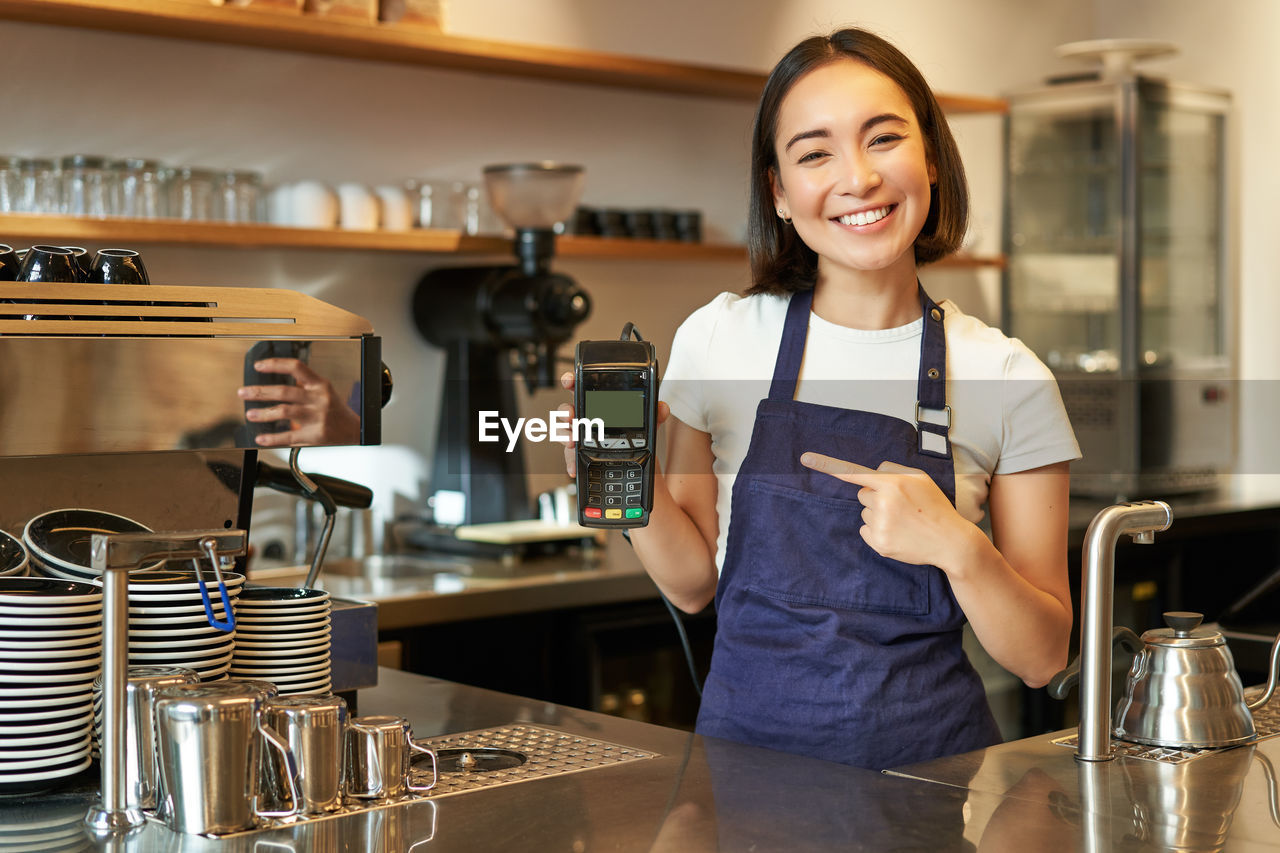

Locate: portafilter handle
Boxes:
[85,529,247,837]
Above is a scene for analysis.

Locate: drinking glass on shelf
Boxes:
[115,158,167,219]
[215,170,263,223]
[61,154,112,218]
[446,181,479,234]
[168,167,216,221]
[17,158,59,214]
[444,181,504,235]
[0,156,20,213]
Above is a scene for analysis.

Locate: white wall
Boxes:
[27,1,1280,517]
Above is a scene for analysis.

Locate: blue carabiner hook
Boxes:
[196,537,236,633]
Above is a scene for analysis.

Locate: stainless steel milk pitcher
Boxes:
[261,694,348,815]
[345,715,438,800]
[92,665,198,811]
[154,682,301,835]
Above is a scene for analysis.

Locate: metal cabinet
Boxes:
[1002,75,1233,497]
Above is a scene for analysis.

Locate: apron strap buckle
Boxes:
[914,402,951,428]
[915,402,952,459]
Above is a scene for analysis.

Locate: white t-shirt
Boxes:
[660,291,1081,570]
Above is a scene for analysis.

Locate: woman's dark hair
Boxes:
[746,28,969,295]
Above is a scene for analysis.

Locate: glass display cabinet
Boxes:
[1002,74,1233,497]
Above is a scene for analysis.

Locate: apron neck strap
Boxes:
[917,287,947,412]
[916,287,951,458]
[767,288,813,402]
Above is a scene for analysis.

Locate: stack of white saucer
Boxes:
[0,578,99,795]
[229,587,331,696]
[126,568,243,680]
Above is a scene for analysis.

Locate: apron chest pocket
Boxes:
[740,479,932,617]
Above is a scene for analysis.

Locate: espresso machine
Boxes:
[412,163,592,531]
[0,281,385,830]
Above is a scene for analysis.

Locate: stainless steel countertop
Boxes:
[11,669,1280,850]
[252,535,659,630]
[891,727,1280,850]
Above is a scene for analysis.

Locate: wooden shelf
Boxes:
[0,213,1004,267]
[0,0,1007,110]
[0,214,747,261]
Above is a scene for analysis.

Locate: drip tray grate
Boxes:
[1053,687,1280,765]
[144,724,657,838]
[409,724,659,797]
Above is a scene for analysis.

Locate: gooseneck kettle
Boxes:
[1052,611,1280,749]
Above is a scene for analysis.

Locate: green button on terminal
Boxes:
[625,508,643,519]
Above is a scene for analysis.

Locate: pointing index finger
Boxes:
[799,452,883,487]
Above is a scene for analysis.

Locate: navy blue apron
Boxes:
[695,287,1002,770]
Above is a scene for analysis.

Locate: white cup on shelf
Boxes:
[266,183,294,226]
[336,182,379,231]
[289,181,340,229]
[374,185,412,231]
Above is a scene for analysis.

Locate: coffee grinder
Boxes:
[413,163,591,529]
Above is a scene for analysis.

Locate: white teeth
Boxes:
[838,206,891,226]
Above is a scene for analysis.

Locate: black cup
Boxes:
[652,210,680,241]
[62,246,92,281]
[674,210,703,243]
[88,248,150,286]
[0,244,19,281]
[16,245,79,283]
[595,208,628,238]
[571,206,599,236]
[624,210,656,240]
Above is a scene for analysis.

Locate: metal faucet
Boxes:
[1076,500,1173,761]
[84,529,247,835]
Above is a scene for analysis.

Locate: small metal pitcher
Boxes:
[345,715,437,800]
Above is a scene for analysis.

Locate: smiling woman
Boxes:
[555,27,1081,772]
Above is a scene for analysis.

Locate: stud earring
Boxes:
[776,208,791,225]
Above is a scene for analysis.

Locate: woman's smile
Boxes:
[833,203,896,228]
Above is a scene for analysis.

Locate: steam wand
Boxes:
[289,447,338,589]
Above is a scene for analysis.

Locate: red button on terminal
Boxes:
[584,507,602,518]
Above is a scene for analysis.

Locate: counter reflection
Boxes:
[650,736,974,852]
[974,744,1280,851]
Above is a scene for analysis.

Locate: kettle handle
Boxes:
[1247,629,1280,712]
[1048,627,1144,700]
